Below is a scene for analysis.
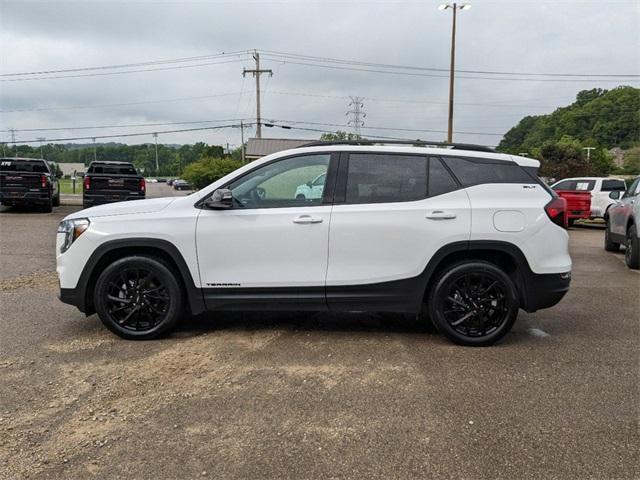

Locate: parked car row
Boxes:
[550,177,627,222]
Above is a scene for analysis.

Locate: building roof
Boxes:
[245,138,313,158]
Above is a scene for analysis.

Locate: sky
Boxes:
[1,0,639,150]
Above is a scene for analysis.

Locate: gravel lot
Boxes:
[1,185,638,479]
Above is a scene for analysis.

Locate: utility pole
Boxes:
[37,137,46,159]
[9,128,17,157]
[346,96,366,136]
[240,121,246,163]
[243,50,272,138]
[583,146,595,161]
[439,3,471,143]
[92,137,97,162]
[153,133,159,172]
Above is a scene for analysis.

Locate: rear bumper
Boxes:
[0,190,51,204]
[521,271,571,312]
[83,193,145,206]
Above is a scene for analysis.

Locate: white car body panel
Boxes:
[326,189,471,285]
[196,205,331,288]
[466,183,571,274]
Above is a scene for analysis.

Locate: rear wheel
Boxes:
[604,221,620,252]
[94,256,183,339]
[428,261,519,346]
[41,198,53,213]
[625,224,639,269]
[52,192,60,207]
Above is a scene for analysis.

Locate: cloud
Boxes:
[1,0,638,147]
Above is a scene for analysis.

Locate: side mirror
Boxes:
[609,191,621,200]
[203,188,233,209]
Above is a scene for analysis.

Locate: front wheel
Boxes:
[625,225,639,269]
[94,256,183,339]
[428,261,519,346]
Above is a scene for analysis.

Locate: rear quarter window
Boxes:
[552,179,596,191]
[441,156,534,186]
[601,179,626,192]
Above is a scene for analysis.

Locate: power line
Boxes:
[3,123,253,144]
[263,58,640,83]
[260,50,640,78]
[0,118,254,133]
[0,50,251,77]
[0,58,248,82]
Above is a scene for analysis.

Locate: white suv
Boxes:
[57,142,572,346]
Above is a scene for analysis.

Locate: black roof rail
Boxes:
[299,139,495,153]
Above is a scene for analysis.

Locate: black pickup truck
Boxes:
[0,157,60,212]
[83,161,145,209]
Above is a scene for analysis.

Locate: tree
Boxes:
[320,131,362,141]
[498,86,640,153]
[182,157,242,189]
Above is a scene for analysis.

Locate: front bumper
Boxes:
[58,287,87,313]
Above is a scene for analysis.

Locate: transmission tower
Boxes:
[346,96,366,136]
[9,128,17,157]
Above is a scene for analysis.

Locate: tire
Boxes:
[428,261,519,347]
[93,256,183,340]
[52,193,60,207]
[604,221,620,252]
[296,194,306,200]
[41,198,53,213]
[568,218,575,227]
[625,224,639,269]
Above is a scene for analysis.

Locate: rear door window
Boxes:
[428,158,459,197]
[345,154,427,204]
[441,156,534,186]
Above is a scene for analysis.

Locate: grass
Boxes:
[58,178,81,194]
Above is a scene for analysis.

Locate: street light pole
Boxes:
[439,3,471,144]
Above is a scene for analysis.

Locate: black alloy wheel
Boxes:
[94,256,182,339]
[429,261,518,346]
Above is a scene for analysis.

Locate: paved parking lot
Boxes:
[1,189,638,479]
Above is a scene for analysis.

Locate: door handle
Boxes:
[426,210,457,220]
[292,215,323,224]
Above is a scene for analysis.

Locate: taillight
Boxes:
[545,196,567,228]
[84,176,91,190]
[40,175,47,188]
[140,178,146,192]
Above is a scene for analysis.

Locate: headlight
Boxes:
[57,218,90,253]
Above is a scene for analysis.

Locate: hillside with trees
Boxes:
[498,86,640,176]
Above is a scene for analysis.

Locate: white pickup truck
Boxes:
[550,177,627,219]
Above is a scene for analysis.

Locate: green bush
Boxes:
[182,157,242,190]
